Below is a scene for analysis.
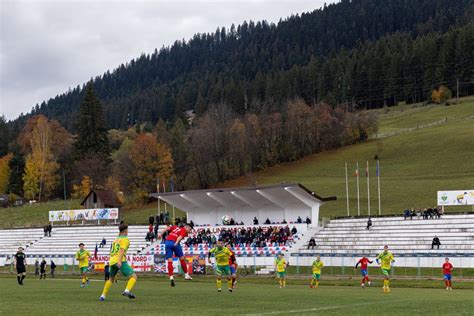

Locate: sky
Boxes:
[0,0,330,121]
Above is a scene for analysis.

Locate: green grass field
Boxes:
[223,98,474,218]
[1,276,473,315]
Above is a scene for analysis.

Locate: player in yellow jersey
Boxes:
[310,255,324,288]
[100,224,138,301]
[274,253,288,288]
[376,245,395,293]
[75,243,90,287]
[208,240,234,292]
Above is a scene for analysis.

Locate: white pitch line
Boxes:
[243,300,407,316]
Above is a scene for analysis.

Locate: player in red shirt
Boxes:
[442,257,453,290]
[355,257,373,288]
[159,223,194,287]
[226,244,238,288]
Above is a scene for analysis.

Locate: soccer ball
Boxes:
[221,215,231,225]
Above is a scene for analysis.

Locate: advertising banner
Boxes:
[437,190,474,206]
[49,208,119,222]
[92,255,153,272]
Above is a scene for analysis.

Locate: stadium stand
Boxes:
[299,214,474,254]
[0,228,44,255]
[17,225,151,256]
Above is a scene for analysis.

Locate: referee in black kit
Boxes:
[14,247,27,285]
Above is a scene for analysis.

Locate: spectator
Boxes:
[47,224,52,237]
[438,206,444,218]
[34,259,40,276]
[239,221,244,225]
[307,238,316,250]
[43,226,48,237]
[297,216,302,223]
[149,215,155,225]
[159,213,164,225]
[190,220,195,227]
[291,226,297,234]
[104,262,110,281]
[265,218,271,224]
[40,259,46,279]
[164,212,170,224]
[50,260,56,278]
[305,216,311,225]
[148,223,153,233]
[410,209,415,220]
[282,219,287,224]
[229,218,236,225]
[155,215,160,225]
[404,209,410,220]
[99,237,106,248]
[366,217,372,230]
[253,217,259,225]
[432,236,441,250]
[416,209,422,219]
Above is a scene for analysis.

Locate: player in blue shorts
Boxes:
[159,223,194,286]
[227,244,238,288]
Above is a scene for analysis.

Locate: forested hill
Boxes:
[17,0,474,130]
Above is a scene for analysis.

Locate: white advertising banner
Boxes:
[437,190,474,206]
[49,208,119,222]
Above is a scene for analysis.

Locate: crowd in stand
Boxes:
[403,207,443,220]
[185,225,298,248]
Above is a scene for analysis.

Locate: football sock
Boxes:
[445,280,448,287]
[216,279,222,289]
[361,278,365,285]
[449,281,452,287]
[101,280,113,297]
[283,280,286,287]
[167,261,174,277]
[232,277,236,286]
[227,279,233,289]
[310,279,315,286]
[179,259,188,274]
[17,276,21,284]
[21,275,25,282]
[365,276,370,283]
[315,281,319,287]
[125,277,136,292]
[82,276,86,284]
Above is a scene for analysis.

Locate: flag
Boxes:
[376,160,380,177]
[366,161,369,177]
[94,243,98,260]
[162,178,166,193]
[156,177,160,193]
[355,164,359,176]
[170,177,175,192]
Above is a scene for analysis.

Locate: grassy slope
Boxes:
[221,98,474,218]
[1,98,472,228]
[0,278,473,315]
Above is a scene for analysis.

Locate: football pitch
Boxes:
[1,277,473,315]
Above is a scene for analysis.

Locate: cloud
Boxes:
[0,0,328,120]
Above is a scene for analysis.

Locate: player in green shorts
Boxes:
[75,243,90,287]
[208,240,233,292]
[275,253,288,288]
[376,245,395,293]
[100,223,138,301]
[310,256,324,288]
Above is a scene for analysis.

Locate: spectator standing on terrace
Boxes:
[404,209,410,220]
[253,217,259,225]
[265,218,271,224]
[306,216,311,225]
[410,209,415,220]
[47,224,52,237]
[297,216,302,223]
[291,226,297,234]
[149,215,155,225]
[432,236,441,250]
[366,218,372,230]
[44,225,48,237]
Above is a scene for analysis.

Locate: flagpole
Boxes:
[171,177,175,221]
[377,160,381,215]
[157,178,160,217]
[356,162,360,216]
[345,162,350,216]
[367,160,371,216]
[163,179,167,215]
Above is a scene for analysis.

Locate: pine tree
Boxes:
[74,82,111,160]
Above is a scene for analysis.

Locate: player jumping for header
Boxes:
[159,223,194,287]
